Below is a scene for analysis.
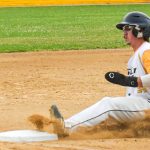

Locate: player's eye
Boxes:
[123,25,133,31]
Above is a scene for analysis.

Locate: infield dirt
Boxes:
[0,49,150,150]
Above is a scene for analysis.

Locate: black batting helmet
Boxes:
[116,11,150,41]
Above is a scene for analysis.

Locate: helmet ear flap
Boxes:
[132,27,143,38]
[143,25,150,39]
[133,25,150,40]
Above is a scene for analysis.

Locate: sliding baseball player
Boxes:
[50,11,150,137]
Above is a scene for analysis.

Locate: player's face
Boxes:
[123,25,135,45]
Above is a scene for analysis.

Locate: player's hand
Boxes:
[105,72,138,87]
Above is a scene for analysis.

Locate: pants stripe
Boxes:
[70,109,143,129]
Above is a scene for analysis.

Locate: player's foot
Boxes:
[49,105,69,138]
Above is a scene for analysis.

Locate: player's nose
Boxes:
[123,31,127,39]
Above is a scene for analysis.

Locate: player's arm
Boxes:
[105,50,150,88]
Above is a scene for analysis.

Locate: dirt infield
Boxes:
[0,49,150,150]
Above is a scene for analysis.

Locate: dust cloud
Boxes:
[28,110,150,140]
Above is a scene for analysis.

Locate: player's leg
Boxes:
[50,105,69,137]
[64,96,150,132]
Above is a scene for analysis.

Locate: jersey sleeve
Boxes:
[141,50,150,87]
[142,50,150,74]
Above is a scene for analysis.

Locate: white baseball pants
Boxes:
[64,96,150,132]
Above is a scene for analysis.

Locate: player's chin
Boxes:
[126,41,131,45]
[124,39,130,45]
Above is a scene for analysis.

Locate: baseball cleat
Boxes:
[49,105,69,138]
[51,105,63,119]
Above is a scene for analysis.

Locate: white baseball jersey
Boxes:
[126,41,150,99]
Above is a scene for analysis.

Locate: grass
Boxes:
[0,4,150,52]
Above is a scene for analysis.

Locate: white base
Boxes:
[0,130,58,142]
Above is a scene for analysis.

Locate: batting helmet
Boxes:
[116,11,150,40]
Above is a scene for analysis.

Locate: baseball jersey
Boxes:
[126,41,150,99]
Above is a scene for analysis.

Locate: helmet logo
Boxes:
[137,31,143,38]
[135,25,143,38]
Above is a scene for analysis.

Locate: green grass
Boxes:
[0,4,150,52]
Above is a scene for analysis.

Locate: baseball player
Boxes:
[50,11,150,137]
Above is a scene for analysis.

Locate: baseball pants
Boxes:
[64,96,150,132]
